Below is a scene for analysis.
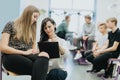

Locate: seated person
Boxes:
[85,23,108,68]
[56,15,71,40]
[74,15,95,51]
[0,5,49,80]
[39,17,69,76]
[86,17,120,78]
[74,23,108,65]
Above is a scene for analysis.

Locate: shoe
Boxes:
[69,45,77,50]
[79,58,88,65]
[86,69,100,73]
[86,69,94,73]
[104,70,113,78]
[97,73,104,77]
[99,73,112,80]
[93,69,101,73]
[74,53,81,60]
[100,75,108,80]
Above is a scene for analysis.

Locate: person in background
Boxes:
[39,17,69,80]
[56,15,71,39]
[74,15,95,62]
[85,23,108,72]
[87,17,120,79]
[0,5,49,80]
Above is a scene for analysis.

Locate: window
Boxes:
[50,0,95,35]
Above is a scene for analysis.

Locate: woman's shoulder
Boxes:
[57,36,66,42]
[5,21,14,27]
[2,21,14,34]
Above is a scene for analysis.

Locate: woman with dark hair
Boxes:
[39,17,69,80]
[39,17,69,70]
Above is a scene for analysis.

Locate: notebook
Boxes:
[38,42,60,58]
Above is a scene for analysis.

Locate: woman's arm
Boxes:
[32,41,36,49]
[58,39,69,55]
[0,33,33,55]
[32,42,39,53]
[59,46,66,55]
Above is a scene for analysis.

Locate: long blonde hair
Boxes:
[14,5,39,44]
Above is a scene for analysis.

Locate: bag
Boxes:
[46,68,67,80]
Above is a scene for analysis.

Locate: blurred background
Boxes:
[0,0,120,80]
[0,0,120,41]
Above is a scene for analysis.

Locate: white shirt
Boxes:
[95,32,108,48]
[48,36,70,70]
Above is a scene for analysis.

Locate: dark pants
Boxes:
[85,51,119,76]
[2,54,49,80]
[75,36,94,50]
[65,32,74,45]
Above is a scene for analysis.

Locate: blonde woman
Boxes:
[0,5,49,80]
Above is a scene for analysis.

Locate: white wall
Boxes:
[0,0,20,38]
[20,0,49,16]
[0,0,49,40]
[20,0,49,42]
[96,0,120,27]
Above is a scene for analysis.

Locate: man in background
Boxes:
[74,15,95,62]
[75,15,95,50]
[56,15,71,39]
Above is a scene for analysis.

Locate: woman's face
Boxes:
[31,12,39,24]
[44,21,55,37]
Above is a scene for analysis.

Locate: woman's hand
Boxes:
[23,49,39,55]
[32,49,39,54]
[23,49,34,55]
[59,46,65,55]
